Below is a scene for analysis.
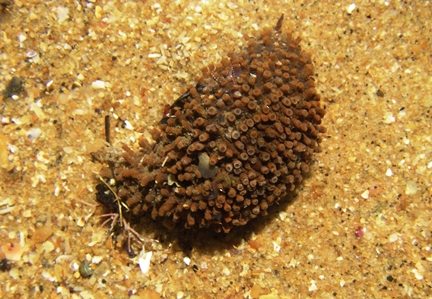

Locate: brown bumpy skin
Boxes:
[96,27,326,233]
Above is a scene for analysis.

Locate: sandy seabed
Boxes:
[0,1,431,298]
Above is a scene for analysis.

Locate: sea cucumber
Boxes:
[95,20,326,233]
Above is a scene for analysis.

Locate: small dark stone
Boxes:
[192,264,199,272]
[386,275,394,282]
[2,76,23,98]
[376,89,384,97]
[0,258,12,272]
[79,261,93,278]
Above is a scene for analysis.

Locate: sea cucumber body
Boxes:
[97,27,326,233]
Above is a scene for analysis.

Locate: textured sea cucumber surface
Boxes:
[96,26,326,233]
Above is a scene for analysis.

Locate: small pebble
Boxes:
[25,49,37,58]
[309,280,318,292]
[27,128,42,142]
[346,3,356,14]
[79,261,93,278]
[383,112,395,124]
[376,89,385,97]
[273,242,281,252]
[57,6,69,23]
[1,243,24,261]
[2,76,23,98]
[355,226,366,238]
[183,257,191,266]
[405,180,418,195]
[361,190,369,199]
[91,80,106,89]
[389,233,398,243]
[41,241,55,253]
[91,256,103,264]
